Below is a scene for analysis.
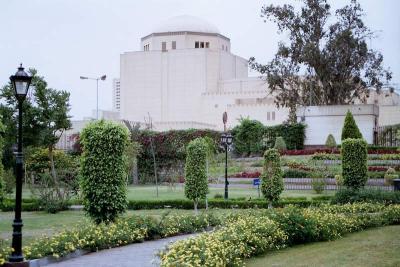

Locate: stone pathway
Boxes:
[45,234,195,267]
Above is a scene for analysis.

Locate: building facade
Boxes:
[116,15,288,131]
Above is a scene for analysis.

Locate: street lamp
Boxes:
[80,74,106,120]
[220,132,233,200]
[8,64,32,264]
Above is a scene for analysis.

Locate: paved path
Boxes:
[46,234,195,267]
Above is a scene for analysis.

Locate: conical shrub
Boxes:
[341,111,362,141]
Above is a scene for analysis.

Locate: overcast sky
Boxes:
[1,0,399,120]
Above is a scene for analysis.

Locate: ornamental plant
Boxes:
[342,138,368,190]
[80,120,129,224]
[184,138,208,212]
[325,134,337,148]
[274,136,287,152]
[261,148,284,208]
[341,111,363,141]
[384,168,398,186]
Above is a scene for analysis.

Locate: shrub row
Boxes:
[159,203,400,266]
[0,213,220,263]
[331,188,400,205]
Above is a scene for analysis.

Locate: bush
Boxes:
[331,188,400,205]
[341,111,363,141]
[310,152,341,161]
[2,169,15,195]
[335,174,344,186]
[311,178,326,194]
[80,120,129,224]
[384,168,399,185]
[232,118,265,155]
[342,138,368,190]
[325,134,337,148]
[283,169,310,178]
[261,149,284,207]
[184,138,208,211]
[264,123,306,150]
[274,136,287,151]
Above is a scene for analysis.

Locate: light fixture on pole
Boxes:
[8,64,32,265]
[220,132,233,200]
[80,74,106,120]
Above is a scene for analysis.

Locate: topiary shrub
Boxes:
[261,149,284,208]
[311,178,325,194]
[80,120,129,224]
[341,111,363,141]
[232,118,265,156]
[325,134,337,148]
[274,136,287,152]
[184,138,209,212]
[342,138,368,190]
[384,168,399,186]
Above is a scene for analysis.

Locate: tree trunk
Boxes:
[194,200,198,214]
[48,146,61,198]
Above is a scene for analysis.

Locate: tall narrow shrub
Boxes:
[80,120,129,224]
[325,134,337,148]
[274,136,287,152]
[0,121,4,204]
[341,111,362,141]
[184,138,208,212]
[261,148,284,208]
[342,138,368,190]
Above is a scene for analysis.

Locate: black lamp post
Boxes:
[220,132,233,200]
[8,64,32,264]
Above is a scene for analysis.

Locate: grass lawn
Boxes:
[247,225,400,267]
[126,185,334,200]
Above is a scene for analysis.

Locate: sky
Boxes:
[1,0,399,120]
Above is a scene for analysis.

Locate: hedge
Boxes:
[342,138,368,190]
[135,129,220,181]
[331,188,400,205]
[264,123,306,150]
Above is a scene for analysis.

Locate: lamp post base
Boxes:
[3,261,29,267]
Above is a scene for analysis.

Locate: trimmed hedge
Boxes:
[264,123,306,150]
[331,188,400,205]
[341,111,363,140]
[261,149,284,206]
[342,138,368,190]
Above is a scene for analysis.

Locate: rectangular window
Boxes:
[162,42,166,51]
[195,41,199,48]
[200,42,205,48]
[205,42,209,48]
[172,41,176,49]
[272,111,275,120]
[267,112,270,121]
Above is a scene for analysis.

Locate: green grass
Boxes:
[126,185,334,200]
[247,225,400,267]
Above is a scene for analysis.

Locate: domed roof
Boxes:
[152,15,220,34]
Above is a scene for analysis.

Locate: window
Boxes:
[195,41,199,48]
[267,112,270,121]
[172,41,176,49]
[205,42,209,48]
[272,111,275,120]
[200,42,204,48]
[143,44,150,51]
[195,41,208,48]
[162,42,166,52]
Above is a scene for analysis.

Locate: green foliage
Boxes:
[310,152,341,161]
[184,138,208,211]
[274,136,287,151]
[311,178,326,194]
[264,123,306,150]
[249,0,391,107]
[384,168,398,185]
[325,134,337,148]
[261,149,284,206]
[342,138,368,190]
[331,188,400,205]
[0,120,4,203]
[232,118,265,155]
[341,111,363,141]
[80,120,129,224]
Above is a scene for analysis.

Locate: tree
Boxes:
[232,118,265,156]
[274,136,287,152]
[325,134,337,148]
[250,0,391,118]
[342,138,367,190]
[261,148,284,208]
[341,111,362,141]
[80,120,129,224]
[184,138,208,213]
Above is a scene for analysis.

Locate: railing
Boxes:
[374,125,400,147]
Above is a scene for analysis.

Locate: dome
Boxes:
[152,15,220,34]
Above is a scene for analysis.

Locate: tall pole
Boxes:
[224,143,228,200]
[9,100,24,262]
[96,78,99,120]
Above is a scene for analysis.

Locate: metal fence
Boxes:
[373,125,400,147]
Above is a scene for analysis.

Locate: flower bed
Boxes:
[160,203,400,266]
[0,213,220,263]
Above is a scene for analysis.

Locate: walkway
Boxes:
[45,234,195,267]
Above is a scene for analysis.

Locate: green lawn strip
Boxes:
[246,225,400,267]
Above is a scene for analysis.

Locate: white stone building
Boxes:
[112,78,121,112]
[116,15,288,131]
